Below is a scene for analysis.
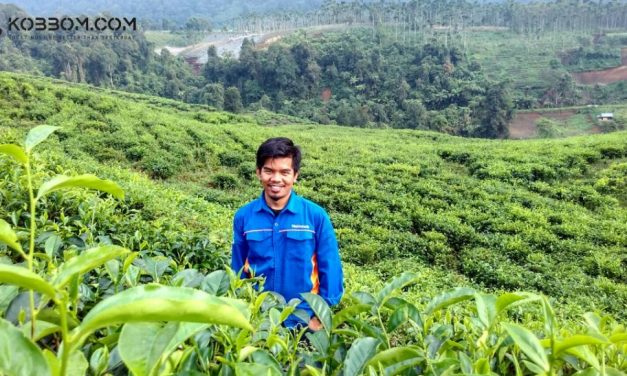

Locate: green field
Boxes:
[461,30,626,106]
[144,30,206,48]
[1,72,626,374]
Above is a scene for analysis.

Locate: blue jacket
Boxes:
[231,191,343,326]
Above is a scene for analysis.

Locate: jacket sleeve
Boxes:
[316,212,344,306]
[231,212,249,277]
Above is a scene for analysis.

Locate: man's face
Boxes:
[256,156,299,205]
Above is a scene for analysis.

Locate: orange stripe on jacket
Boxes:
[310,254,320,294]
[244,258,250,276]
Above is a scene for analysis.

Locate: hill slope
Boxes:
[0,72,625,318]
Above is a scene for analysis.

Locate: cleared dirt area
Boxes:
[508,110,576,139]
[159,24,363,63]
[572,65,627,85]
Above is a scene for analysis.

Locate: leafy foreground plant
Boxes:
[0,126,252,376]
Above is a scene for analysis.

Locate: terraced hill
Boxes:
[1,72,626,320]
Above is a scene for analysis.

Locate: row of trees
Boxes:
[230,0,627,36]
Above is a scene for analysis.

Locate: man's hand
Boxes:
[308,316,323,331]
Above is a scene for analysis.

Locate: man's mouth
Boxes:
[269,185,283,193]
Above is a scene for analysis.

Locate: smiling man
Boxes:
[231,137,343,330]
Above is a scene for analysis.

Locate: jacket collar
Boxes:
[255,190,300,215]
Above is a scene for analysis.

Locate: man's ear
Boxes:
[294,171,299,181]
[256,168,261,180]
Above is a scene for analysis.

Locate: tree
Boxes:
[402,99,428,129]
[224,86,243,113]
[472,83,514,138]
[185,17,211,31]
[203,83,225,109]
[204,46,222,82]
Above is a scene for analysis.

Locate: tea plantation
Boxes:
[0,72,625,375]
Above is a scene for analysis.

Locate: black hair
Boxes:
[256,137,301,172]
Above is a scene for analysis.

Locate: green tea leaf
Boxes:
[344,337,380,376]
[24,125,60,152]
[474,357,492,374]
[458,352,472,375]
[89,346,109,376]
[495,292,538,315]
[505,353,523,376]
[0,264,57,300]
[0,318,50,376]
[119,322,208,376]
[73,284,252,345]
[135,256,171,282]
[306,330,330,354]
[38,307,80,329]
[609,333,627,343]
[278,305,296,323]
[583,312,601,333]
[375,272,417,307]
[565,346,601,370]
[44,234,63,260]
[387,305,410,333]
[383,298,422,328]
[522,360,547,375]
[540,296,558,338]
[43,349,60,376]
[366,346,423,375]
[0,285,19,316]
[21,320,60,342]
[553,334,609,355]
[65,349,89,376]
[201,270,230,295]
[237,346,259,362]
[104,260,120,283]
[474,293,497,329]
[37,174,125,201]
[0,219,25,257]
[249,350,283,374]
[333,304,371,329]
[604,367,626,376]
[0,144,27,165]
[301,292,332,336]
[303,365,322,376]
[233,362,282,376]
[503,323,549,372]
[572,368,600,376]
[425,287,475,314]
[52,245,130,288]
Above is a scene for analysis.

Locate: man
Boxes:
[231,137,343,330]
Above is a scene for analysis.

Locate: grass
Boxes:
[463,31,585,89]
[144,30,206,48]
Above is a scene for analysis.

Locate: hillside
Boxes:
[1,72,626,374]
[1,71,625,317]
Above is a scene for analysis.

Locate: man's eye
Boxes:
[281,171,289,176]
